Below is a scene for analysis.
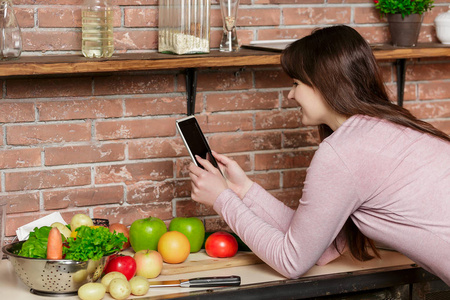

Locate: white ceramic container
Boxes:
[435,6,450,44]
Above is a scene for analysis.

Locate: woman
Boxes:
[188,25,450,284]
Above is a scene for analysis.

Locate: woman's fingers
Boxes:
[196,155,221,174]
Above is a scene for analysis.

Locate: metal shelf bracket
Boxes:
[395,59,406,107]
[186,68,198,115]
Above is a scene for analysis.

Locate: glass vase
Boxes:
[219,0,239,52]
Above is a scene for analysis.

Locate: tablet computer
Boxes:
[176,116,222,174]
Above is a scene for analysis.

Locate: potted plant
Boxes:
[374,0,434,46]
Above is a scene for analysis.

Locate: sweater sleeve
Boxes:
[213,142,360,278]
[241,182,295,232]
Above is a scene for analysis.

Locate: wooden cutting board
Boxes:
[160,250,263,275]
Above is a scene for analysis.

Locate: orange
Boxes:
[157,231,190,264]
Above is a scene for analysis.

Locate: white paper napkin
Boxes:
[16,212,67,241]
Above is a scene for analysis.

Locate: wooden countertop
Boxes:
[1,43,449,77]
[0,250,416,300]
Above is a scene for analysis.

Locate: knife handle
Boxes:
[185,276,241,287]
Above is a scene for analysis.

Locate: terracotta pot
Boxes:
[387,14,423,47]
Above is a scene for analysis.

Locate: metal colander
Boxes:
[2,241,111,296]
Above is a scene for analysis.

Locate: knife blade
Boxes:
[148,275,241,288]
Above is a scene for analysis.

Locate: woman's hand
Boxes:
[189,155,229,207]
[212,151,253,199]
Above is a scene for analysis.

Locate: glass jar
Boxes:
[158,0,210,55]
[0,0,22,59]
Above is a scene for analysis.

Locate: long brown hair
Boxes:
[281,25,450,261]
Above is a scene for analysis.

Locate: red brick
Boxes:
[405,101,450,119]
[43,185,124,210]
[22,31,81,51]
[194,70,253,91]
[176,158,192,179]
[116,0,158,4]
[356,26,390,44]
[93,203,173,226]
[250,172,280,190]
[5,167,91,191]
[2,192,40,214]
[209,131,282,153]
[38,98,123,121]
[95,161,173,184]
[0,102,35,123]
[0,148,41,169]
[206,91,279,112]
[255,110,301,130]
[406,63,450,81]
[176,200,215,217]
[283,129,320,148]
[7,122,91,145]
[283,169,307,188]
[196,113,254,133]
[173,179,191,198]
[6,77,92,99]
[257,28,312,40]
[354,7,385,24]
[38,7,81,27]
[127,181,175,204]
[114,30,158,50]
[125,95,200,117]
[255,150,315,171]
[255,0,323,3]
[237,9,280,26]
[124,8,158,27]
[94,74,174,95]
[45,143,125,166]
[385,83,417,102]
[38,7,121,28]
[204,218,231,233]
[283,7,351,25]
[254,69,291,89]
[95,117,176,140]
[16,8,35,28]
[418,81,450,101]
[129,138,186,160]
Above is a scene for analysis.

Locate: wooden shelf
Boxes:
[1,43,449,78]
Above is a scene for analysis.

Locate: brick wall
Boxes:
[2,0,450,242]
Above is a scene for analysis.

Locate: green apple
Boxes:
[129,217,167,252]
[168,217,205,253]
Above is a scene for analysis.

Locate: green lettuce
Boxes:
[18,226,53,258]
[63,226,127,261]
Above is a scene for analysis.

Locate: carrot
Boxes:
[47,227,63,260]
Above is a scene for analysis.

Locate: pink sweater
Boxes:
[213,115,450,285]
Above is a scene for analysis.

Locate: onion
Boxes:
[109,223,130,250]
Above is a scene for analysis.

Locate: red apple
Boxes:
[133,250,163,279]
[109,223,130,250]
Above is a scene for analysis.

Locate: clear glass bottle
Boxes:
[0,0,22,59]
[82,0,114,58]
[158,0,210,55]
[219,0,239,52]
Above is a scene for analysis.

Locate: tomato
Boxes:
[103,255,137,280]
[205,231,238,258]
[168,217,205,253]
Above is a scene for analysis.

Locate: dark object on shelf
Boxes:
[92,218,109,227]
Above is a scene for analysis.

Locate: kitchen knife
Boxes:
[148,275,241,288]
